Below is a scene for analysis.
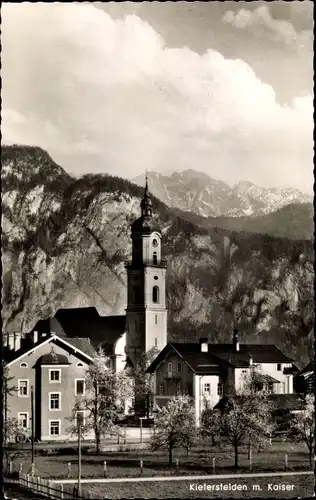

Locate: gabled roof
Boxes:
[146,343,229,375]
[5,334,95,367]
[32,308,126,354]
[146,342,294,374]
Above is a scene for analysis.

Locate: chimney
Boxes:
[14,332,21,351]
[199,338,208,352]
[33,331,38,344]
[249,354,253,367]
[233,329,239,352]
[8,333,15,350]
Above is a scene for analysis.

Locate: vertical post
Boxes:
[285,454,288,470]
[27,474,30,488]
[269,433,272,445]
[60,484,64,500]
[175,458,179,470]
[67,462,71,478]
[9,461,12,475]
[140,459,143,475]
[4,371,8,446]
[31,462,35,477]
[140,418,143,444]
[249,446,252,471]
[37,476,40,492]
[103,461,107,478]
[19,462,23,474]
[212,457,216,474]
[124,425,127,445]
[78,413,83,496]
[31,385,35,465]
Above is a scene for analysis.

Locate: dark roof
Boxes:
[33,308,126,353]
[146,343,229,374]
[32,317,67,337]
[65,337,97,359]
[3,333,55,364]
[268,394,306,411]
[298,360,314,375]
[38,352,70,365]
[147,342,294,374]
[214,393,306,412]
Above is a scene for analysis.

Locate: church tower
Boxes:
[125,176,168,367]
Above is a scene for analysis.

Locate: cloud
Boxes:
[222,5,313,49]
[1,3,313,193]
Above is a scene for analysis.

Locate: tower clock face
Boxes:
[152,238,158,247]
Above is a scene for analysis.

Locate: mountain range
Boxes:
[133,170,312,218]
[1,145,314,367]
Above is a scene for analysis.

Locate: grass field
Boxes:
[85,475,315,499]
[9,440,311,480]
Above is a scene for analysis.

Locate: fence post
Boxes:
[285,454,288,470]
[37,477,40,492]
[9,461,12,475]
[249,447,252,471]
[27,474,30,488]
[140,460,143,475]
[103,461,107,478]
[212,457,216,474]
[60,483,64,500]
[175,458,179,469]
[67,462,71,478]
[19,462,23,474]
[31,462,35,477]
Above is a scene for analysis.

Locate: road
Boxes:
[50,470,314,484]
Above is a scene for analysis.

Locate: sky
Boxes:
[2,2,314,193]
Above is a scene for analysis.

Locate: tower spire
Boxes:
[140,170,153,217]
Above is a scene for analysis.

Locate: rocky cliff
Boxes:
[2,146,314,367]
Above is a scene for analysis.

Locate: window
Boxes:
[18,380,29,397]
[203,383,210,393]
[75,411,85,427]
[277,363,282,371]
[155,314,158,325]
[77,362,84,367]
[154,276,158,280]
[217,383,223,397]
[153,252,158,264]
[49,420,60,436]
[18,413,28,430]
[168,362,172,374]
[155,337,158,347]
[75,379,85,396]
[49,393,61,410]
[159,383,164,395]
[20,362,28,368]
[177,363,182,373]
[152,286,159,304]
[49,369,61,383]
[242,370,247,374]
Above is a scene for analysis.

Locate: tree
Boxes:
[126,347,159,417]
[69,348,132,453]
[150,396,197,466]
[220,393,275,468]
[200,406,221,447]
[289,394,315,467]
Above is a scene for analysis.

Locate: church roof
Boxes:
[32,308,126,355]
